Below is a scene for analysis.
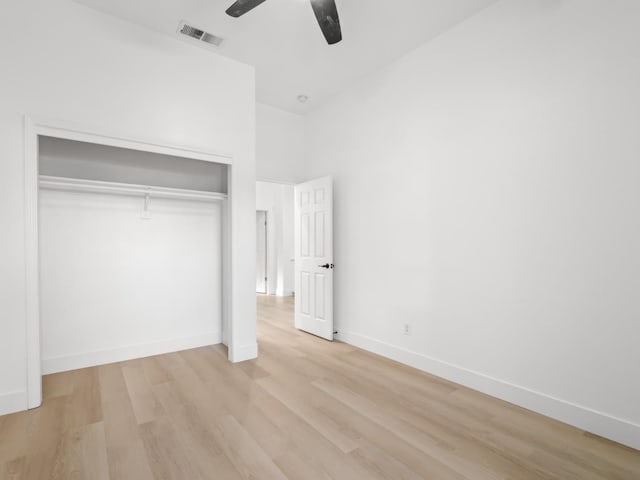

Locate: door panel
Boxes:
[295,177,333,340]
[315,211,326,257]
[301,213,310,257]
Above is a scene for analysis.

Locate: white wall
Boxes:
[39,190,222,373]
[256,103,305,184]
[305,0,640,449]
[256,181,295,297]
[0,0,256,415]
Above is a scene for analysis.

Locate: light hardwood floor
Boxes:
[1,295,638,479]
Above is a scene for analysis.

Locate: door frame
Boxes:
[24,116,235,409]
[256,210,268,294]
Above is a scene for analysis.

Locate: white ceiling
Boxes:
[74,0,498,114]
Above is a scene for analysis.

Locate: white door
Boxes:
[294,177,333,340]
[256,210,267,294]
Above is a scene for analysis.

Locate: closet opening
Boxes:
[24,119,235,409]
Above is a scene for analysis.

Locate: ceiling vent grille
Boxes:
[178,22,223,47]
[201,32,223,46]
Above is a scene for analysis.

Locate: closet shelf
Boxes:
[39,175,228,202]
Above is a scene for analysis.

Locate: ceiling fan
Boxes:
[225,0,342,45]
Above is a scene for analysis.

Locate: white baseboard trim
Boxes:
[229,342,258,363]
[42,332,222,374]
[336,330,640,451]
[0,390,28,416]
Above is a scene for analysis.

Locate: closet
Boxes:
[37,136,228,374]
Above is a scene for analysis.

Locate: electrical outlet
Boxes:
[403,323,411,336]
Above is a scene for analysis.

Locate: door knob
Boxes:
[318,263,335,269]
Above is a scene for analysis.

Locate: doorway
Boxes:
[256,210,268,294]
[255,181,296,297]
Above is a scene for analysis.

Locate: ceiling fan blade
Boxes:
[226,0,268,18]
[309,0,342,45]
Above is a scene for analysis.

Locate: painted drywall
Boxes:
[256,181,295,297]
[0,0,256,415]
[39,190,222,373]
[256,103,305,184]
[304,0,640,448]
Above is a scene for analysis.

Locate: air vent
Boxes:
[178,21,223,47]
[180,24,204,40]
[201,32,223,47]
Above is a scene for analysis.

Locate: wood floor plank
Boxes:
[210,414,289,480]
[121,363,165,425]
[4,456,25,480]
[98,363,155,480]
[0,295,637,480]
[151,358,247,479]
[49,421,109,480]
[42,371,74,400]
[308,356,552,479]
[241,383,382,480]
[312,377,507,480]
[68,367,103,429]
[140,355,173,386]
[0,409,38,472]
[152,381,226,459]
[179,348,222,383]
[272,449,337,480]
[20,396,70,480]
[257,375,360,454]
[138,417,203,480]
[314,394,472,480]
[349,441,427,480]
[235,359,271,380]
[451,388,640,479]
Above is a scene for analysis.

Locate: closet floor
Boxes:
[1,295,638,479]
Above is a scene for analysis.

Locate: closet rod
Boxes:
[38,175,227,202]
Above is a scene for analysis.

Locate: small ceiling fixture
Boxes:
[225,0,342,45]
[297,95,309,103]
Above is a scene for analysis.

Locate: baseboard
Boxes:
[42,332,222,374]
[336,330,640,451]
[0,390,27,416]
[229,342,258,363]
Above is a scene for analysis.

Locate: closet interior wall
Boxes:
[38,136,228,374]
